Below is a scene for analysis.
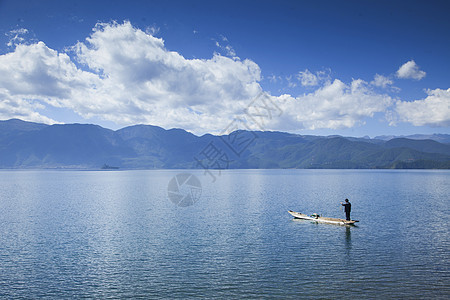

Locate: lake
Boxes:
[0,169,448,299]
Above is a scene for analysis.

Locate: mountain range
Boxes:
[1,119,449,169]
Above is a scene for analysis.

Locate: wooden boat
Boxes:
[288,210,358,225]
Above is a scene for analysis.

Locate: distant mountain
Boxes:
[116,124,202,168]
[384,138,450,155]
[0,119,449,169]
[0,118,48,141]
[0,123,133,168]
[375,134,450,144]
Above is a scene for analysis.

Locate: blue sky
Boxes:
[0,0,449,137]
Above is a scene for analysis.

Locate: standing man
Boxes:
[341,199,351,221]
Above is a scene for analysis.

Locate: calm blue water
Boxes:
[0,169,448,299]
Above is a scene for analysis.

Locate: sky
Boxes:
[0,0,449,137]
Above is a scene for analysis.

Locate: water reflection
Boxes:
[345,227,352,250]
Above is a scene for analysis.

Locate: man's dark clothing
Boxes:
[342,202,351,221]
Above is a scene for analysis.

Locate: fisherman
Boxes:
[340,199,351,221]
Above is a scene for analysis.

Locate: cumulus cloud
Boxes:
[394,88,450,127]
[371,74,393,88]
[0,41,99,97]
[0,40,99,123]
[273,79,394,130]
[0,22,262,133]
[0,89,57,124]
[0,21,446,134]
[396,60,426,80]
[73,22,262,131]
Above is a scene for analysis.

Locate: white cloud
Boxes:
[268,74,282,83]
[394,88,450,126]
[0,40,99,123]
[145,25,160,36]
[73,22,261,132]
[214,36,237,58]
[0,21,446,134]
[371,74,393,88]
[0,41,99,97]
[0,22,262,133]
[6,28,29,47]
[396,60,426,80]
[0,89,58,124]
[271,79,394,130]
[296,69,331,87]
[286,75,297,88]
[297,69,318,86]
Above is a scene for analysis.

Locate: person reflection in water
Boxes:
[345,227,352,250]
[340,198,351,221]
